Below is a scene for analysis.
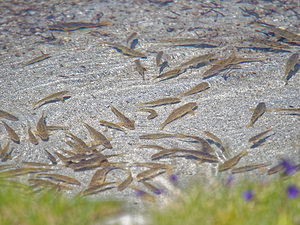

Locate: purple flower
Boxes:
[153,188,163,195]
[169,174,178,185]
[225,175,234,187]
[242,190,254,202]
[287,185,299,199]
[281,158,297,176]
[135,189,145,197]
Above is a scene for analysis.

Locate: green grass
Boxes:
[0,180,122,225]
[150,173,300,225]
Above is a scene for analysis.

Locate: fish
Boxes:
[48,21,112,31]
[231,162,271,174]
[168,148,218,162]
[0,167,52,177]
[253,22,300,43]
[139,97,181,107]
[150,150,177,160]
[178,53,215,68]
[23,52,51,66]
[136,167,166,181]
[82,182,118,196]
[141,180,162,195]
[32,90,70,109]
[274,107,300,114]
[132,162,172,170]
[155,38,218,47]
[2,121,20,144]
[35,111,49,141]
[283,53,299,85]
[139,133,184,140]
[65,132,89,151]
[46,125,69,131]
[160,102,197,130]
[267,163,283,175]
[248,129,273,143]
[139,144,168,150]
[135,59,146,80]
[0,142,12,161]
[110,105,135,130]
[159,61,169,74]
[117,170,133,191]
[99,120,127,133]
[153,67,185,81]
[127,32,138,48]
[28,178,73,191]
[243,37,291,50]
[0,110,19,121]
[81,121,112,148]
[184,135,215,153]
[202,53,237,78]
[137,108,158,119]
[36,173,81,185]
[88,167,114,187]
[130,186,156,202]
[203,131,223,147]
[22,161,55,167]
[27,124,38,145]
[218,149,248,171]
[100,41,146,58]
[44,150,57,165]
[156,51,164,66]
[179,82,210,97]
[246,102,267,128]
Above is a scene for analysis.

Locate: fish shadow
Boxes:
[250,135,272,149]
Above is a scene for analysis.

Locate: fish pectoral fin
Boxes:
[266,108,272,112]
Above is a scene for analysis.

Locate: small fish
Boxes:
[254,22,300,43]
[203,131,223,147]
[65,132,89,151]
[117,170,133,191]
[49,21,112,31]
[136,167,166,181]
[0,142,12,161]
[155,38,218,47]
[22,161,54,167]
[244,37,291,50]
[82,182,117,196]
[0,110,19,121]
[246,102,267,128]
[130,186,156,202]
[135,59,146,80]
[99,120,127,133]
[127,32,138,47]
[151,150,176,160]
[283,53,299,85]
[88,167,114,187]
[274,107,300,114]
[139,97,181,107]
[183,135,215,153]
[159,61,169,74]
[35,111,49,141]
[156,51,164,66]
[27,124,38,145]
[248,129,273,143]
[139,144,167,150]
[0,167,52,177]
[179,53,215,68]
[139,133,182,140]
[141,180,162,195]
[23,52,51,66]
[44,150,57,165]
[33,90,70,109]
[81,122,112,149]
[218,149,248,171]
[110,105,135,130]
[2,121,20,144]
[160,102,197,130]
[36,173,81,185]
[100,41,146,58]
[46,125,69,131]
[153,67,185,81]
[180,82,210,97]
[168,148,219,162]
[231,162,271,174]
[137,108,158,119]
[267,163,283,175]
[29,178,73,191]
